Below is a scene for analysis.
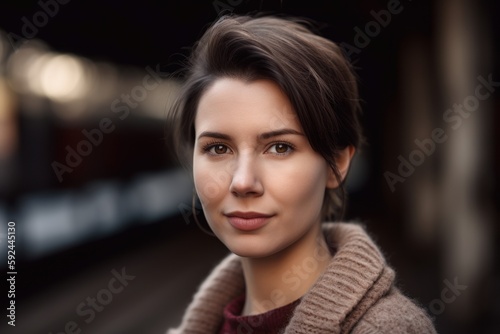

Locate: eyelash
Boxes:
[266,141,296,155]
[201,141,296,156]
[201,141,229,155]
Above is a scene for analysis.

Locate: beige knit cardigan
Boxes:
[168,223,437,333]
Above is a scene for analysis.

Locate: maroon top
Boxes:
[219,294,301,334]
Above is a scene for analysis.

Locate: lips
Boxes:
[224,211,274,231]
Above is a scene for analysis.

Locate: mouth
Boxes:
[224,211,274,231]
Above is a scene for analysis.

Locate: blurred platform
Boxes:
[1,218,228,334]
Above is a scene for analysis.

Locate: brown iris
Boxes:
[214,145,227,154]
[275,143,288,154]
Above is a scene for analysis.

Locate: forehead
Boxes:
[195,78,301,135]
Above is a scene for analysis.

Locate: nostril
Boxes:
[230,179,264,197]
[228,157,264,197]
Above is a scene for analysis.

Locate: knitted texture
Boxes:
[167,223,437,334]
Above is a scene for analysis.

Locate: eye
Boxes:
[267,142,294,155]
[213,144,228,154]
[203,143,230,155]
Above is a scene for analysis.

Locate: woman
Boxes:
[168,14,436,334]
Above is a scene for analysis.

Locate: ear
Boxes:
[326,146,356,189]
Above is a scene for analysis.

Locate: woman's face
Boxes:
[193,78,336,258]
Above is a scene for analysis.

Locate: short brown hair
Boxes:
[171,14,364,221]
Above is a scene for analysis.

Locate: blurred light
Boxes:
[0,78,15,117]
[6,41,92,110]
[26,52,53,95]
[83,60,116,106]
[5,38,179,121]
[6,40,49,95]
[0,78,18,159]
[143,79,182,119]
[123,169,192,223]
[39,54,88,102]
[17,169,192,259]
[19,193,78,257]
[51,58,114,120]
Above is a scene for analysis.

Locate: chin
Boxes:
[230,248,270,258]
[223,236,279,259]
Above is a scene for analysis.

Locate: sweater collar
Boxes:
[285,223,395,334]
[169,223,394,334]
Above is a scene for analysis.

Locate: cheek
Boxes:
[193,159,229,206]
[271,158,327,207]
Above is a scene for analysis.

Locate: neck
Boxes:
[240,223,332,315]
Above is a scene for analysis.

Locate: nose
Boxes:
[229,155,264,198]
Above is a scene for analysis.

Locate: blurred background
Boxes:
[0,0,498,333]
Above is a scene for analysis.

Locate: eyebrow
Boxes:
[197,128,304,141]
[197,131,231,140]
[259,128,304,140]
